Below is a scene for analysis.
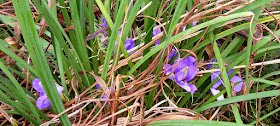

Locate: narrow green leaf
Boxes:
[195,90,280,112]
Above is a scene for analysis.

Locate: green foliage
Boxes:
[0,0,279,125]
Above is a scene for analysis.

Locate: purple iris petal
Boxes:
[188,84,198,94]
[56,85,64,94]
[176,81,197,94]
[101,35,106,43]
[33,78,45,93]
[96,83,110,104]
[211,71,243,93]
[168,48,177,61]
[207,59,216,70]
[182,26,186,31]
[182,21,198,32]
[173,58,186,73]
[174,72,184,83]
[101,17,107,27]
[230,75,244,93]
[102,94,108,99]
[96,83,100,89]
[32,78,64,110]
[153,25,161,46]
[192,21,198,26]
[39,92,45,96]
[184,56,197,66]
[152,25,177,60]
[210,68,244,100]
[174,57,196,74]
[163,64,175,80]
[124,38,135,51]
[211,71,223,89]
[210,88,225,101]
[115,31,122,45]
[227,69,234,76]
[185,66,199,82]
[114,31,135,54]
[36,95,51,110]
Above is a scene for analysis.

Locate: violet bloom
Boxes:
[192,21,198,27]
[207,59,216,70]
[96,83,108,99]
[182,21,198,31]
[207,60,244,100]
[153,25,177,61]
[101,17,107,27]
[168,47,177,62]
[101,17,108,43]
[153,25,161,46]
[33,78,64,110]
[163,56,198,94]
[100,18,135,53]
[96,83,111,104]
[116,31,135,53]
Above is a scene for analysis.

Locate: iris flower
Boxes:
[153,25,161,46]
[96,83,109,99]
[33,78,64,110]
[163,56,198,94]
[182,21,198,31]
[208,60,244,100]
[96,83,112,104]
[100,18,135,53]
[153,25,177,61]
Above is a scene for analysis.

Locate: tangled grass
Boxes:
[0,0,280,125]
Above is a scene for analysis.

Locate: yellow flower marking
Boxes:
[184,67,188,73]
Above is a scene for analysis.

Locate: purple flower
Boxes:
[153,25,161,46]
[208,60,244,100]
[115,31,135,52]
[192,21,198,26]
[168,48,177,62]
[33,78,64,110]
[163,56,198,94]
[207,59,216,70]
[101,18,135,53]
[153,25,177,61]
[101,17,107,27]
[182,21,198,31]
[96,83,110,103]
[101,17,108,43]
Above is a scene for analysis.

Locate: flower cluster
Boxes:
[32,78,64,110]
[163,56,198,94]
[208,60,244,100]
[154,25,197,94]
[100,18,135,53]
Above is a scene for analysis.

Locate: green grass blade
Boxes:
[245,7,261,95]
[250,107,280,125]
[69,0,91,71]
[0,90,40,125]
[210,32,242,124]
[195,90,280,112]
[0,41,37,76]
